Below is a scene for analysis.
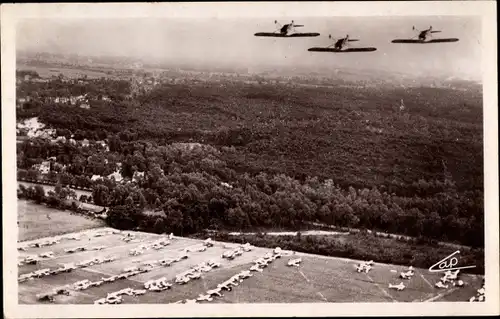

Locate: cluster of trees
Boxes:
[16,76,132,122]
[17,70,40,79]
[102,141,484,247]
[17,183,77,209]
[16,77,484,249]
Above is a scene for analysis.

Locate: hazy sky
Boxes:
[17,16,481,80]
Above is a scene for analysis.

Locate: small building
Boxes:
[132,171,145,182]
[107,170,123,183]
[34,161,51,174]
[82,139,90,147]
[91,175,102,181]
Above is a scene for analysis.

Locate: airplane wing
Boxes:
[255,32,320,37]
[391,38,459,43]
[308,47,377,53]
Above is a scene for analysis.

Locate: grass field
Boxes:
[17,200,104,242]
[17,64,113,79]
[18,227,483,304]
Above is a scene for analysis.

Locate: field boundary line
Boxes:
[18,227,111,245]
[422,287,459,302]
[412,292,435,302]
[298,270,310,283]
[365,273,396,302]
[316,291,328,302]
[420,273,434,289]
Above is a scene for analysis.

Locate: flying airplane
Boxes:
[391,26,459,44]
[308,34,377,53]
[389,282,406,291]
[255,20,320,38]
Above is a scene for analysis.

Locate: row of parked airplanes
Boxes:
[95,243,299,305]
[356,260,468,292]
[255,21,459,53]
[175,247,302,305]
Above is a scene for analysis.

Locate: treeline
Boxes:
[17,183,78,209]
[17,128,484,247]
[17,70,40,79]
[17,76,130,100]
[97,142,482,247]
[16,77,132,122]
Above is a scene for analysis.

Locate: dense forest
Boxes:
[16,74,484,249]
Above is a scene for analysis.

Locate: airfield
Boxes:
[18,226,483,304]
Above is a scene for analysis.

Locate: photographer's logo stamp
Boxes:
[429,250,476,273]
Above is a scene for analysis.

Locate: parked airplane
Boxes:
[287,257,302,267]
[389,282,406,291]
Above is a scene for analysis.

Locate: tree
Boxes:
[33,185,45,204]
[107,205,139,230]
[154,198,162,209]
[26,169,39,181]
[59,172,73,186]
[17,169,28,180]
[125,196,134,207]
[93,184,110,206]
[79,194,88,203]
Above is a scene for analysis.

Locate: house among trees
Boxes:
[132,171,145,183]
[91,175,103,181]
[107,169,124,183]
[82,139,90,147]
[33,161,51,174]
[77,202,108,219]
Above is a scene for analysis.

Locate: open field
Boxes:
[18,227,483,304]
[17,64,114,79]
[17,200,104,242]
